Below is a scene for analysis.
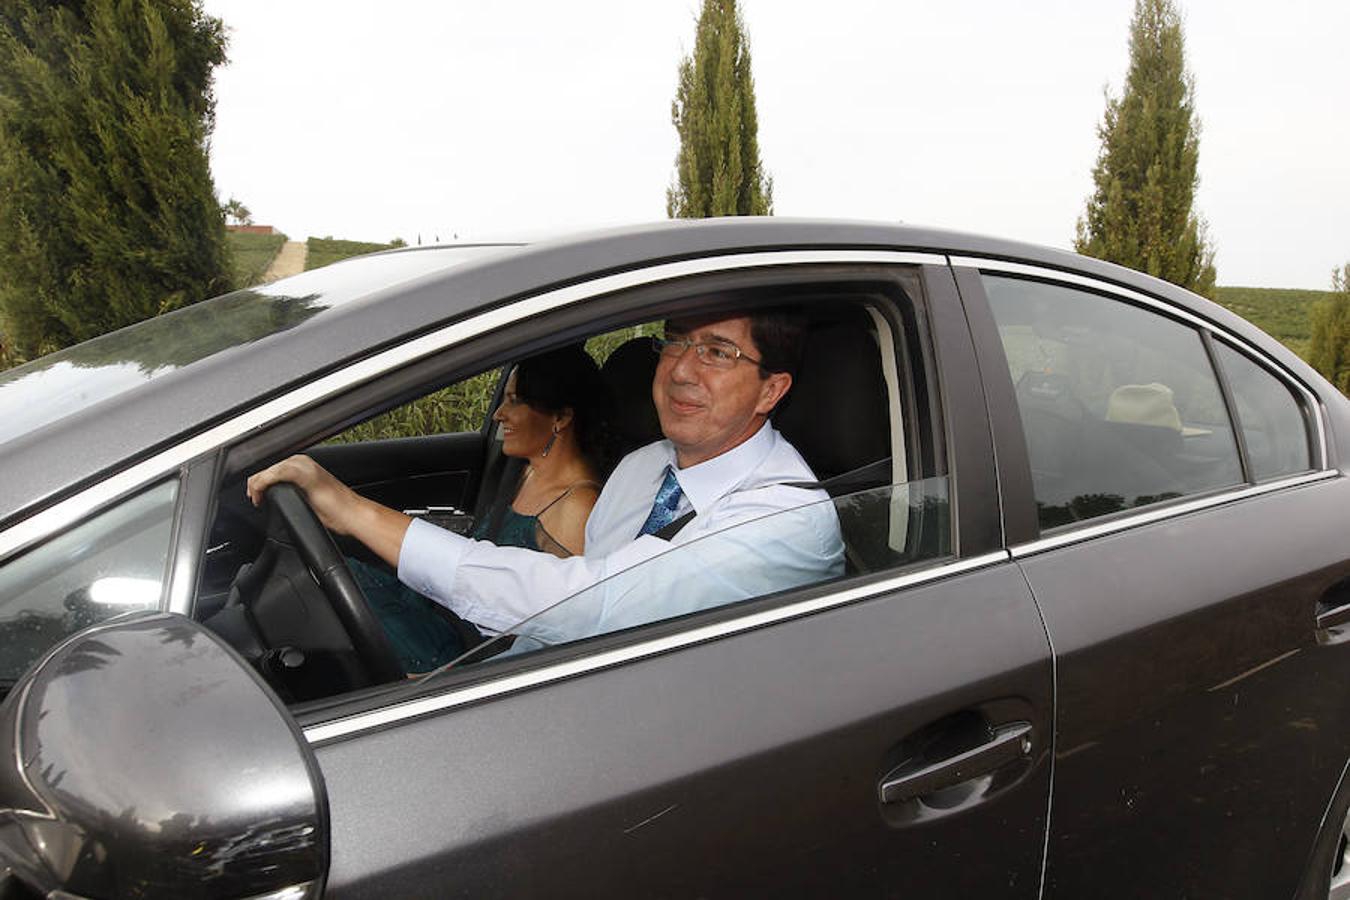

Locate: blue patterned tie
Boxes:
[637,466,685,537]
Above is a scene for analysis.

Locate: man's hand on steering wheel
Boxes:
[248,454,413,568]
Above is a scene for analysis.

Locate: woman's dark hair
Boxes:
[513,345,616,475]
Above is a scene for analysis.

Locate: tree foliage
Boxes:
[0,0,231,362]
[223,197,252,226]
[1075,0,1216,298]
[1308,264,1350,394]
[666,0,772,218]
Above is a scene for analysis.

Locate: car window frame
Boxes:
[200,256,991,736]
[953,256,1333,558]
[1209,334,1319,483]
[284,273,972,731]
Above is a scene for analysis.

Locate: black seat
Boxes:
[774,321,891,489]
[775,320,894,576]
[600,337,663,456]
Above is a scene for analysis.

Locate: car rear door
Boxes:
[957,259,1350,898]
[294,259,1054,897]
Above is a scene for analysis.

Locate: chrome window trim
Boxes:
[949,255,1331,469]
[1009,470,1338,558]
[302,550,1009,745]
[0,249,944,565]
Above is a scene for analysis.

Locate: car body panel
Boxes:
[1023,478,1350,896]
[314,562,1052,898]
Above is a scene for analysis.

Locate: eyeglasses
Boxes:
[651,336,763,370]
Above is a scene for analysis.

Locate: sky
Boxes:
[203,1,1350,291]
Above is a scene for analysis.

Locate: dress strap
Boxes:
[534,479,600,517]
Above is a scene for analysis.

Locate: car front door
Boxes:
[280,259,1054,897]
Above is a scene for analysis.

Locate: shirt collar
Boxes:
[662,421,776,514]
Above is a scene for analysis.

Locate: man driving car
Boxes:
[247,307,844,648]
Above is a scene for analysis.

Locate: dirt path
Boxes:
[262,240,307,282]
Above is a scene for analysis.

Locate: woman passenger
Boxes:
[353,345,613,671]
[474,345,613,556]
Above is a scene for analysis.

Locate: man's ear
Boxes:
[754,372,792,416]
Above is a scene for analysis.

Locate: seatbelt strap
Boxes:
[652,510,696,541]
[650,457,890,542]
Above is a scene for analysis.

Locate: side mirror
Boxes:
[0,612,327,898]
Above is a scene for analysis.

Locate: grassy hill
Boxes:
[223,233,405,290]
[225,230,287,289]
[1212,286,1333,361]
[305,237,403,271]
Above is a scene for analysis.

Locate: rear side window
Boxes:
[984,276,1243,530]
[1213,343,1313,481]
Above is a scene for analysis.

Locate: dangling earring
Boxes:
[541,424,559,457]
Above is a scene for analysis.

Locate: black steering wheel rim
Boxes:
[265,483,405,684]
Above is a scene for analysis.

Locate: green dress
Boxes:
[360,482,594,672]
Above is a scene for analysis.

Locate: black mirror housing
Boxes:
[0,612,327,898]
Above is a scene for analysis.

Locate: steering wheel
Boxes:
[264,483,405,684]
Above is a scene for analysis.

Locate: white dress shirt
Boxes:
[398,422,845,643]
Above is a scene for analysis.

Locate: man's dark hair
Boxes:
[749,306,809,378]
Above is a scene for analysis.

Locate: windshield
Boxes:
[441,477,951,671]
[0,245,515,445]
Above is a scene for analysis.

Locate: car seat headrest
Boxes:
[600,337,663,454]
[773,323,890,481]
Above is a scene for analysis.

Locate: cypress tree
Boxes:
[1075,0,1216,298]
[0,0,230,362]
[666,0,772,218]
[1308,264,1350,394]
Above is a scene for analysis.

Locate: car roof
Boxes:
[0,217,1314,529]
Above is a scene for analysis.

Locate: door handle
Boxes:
[879,722,1032,805]
[1315,577,1350,630]
[1316,603,1350,630]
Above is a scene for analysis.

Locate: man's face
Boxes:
[652,314,792,468]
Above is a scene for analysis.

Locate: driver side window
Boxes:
[208,275,941,706]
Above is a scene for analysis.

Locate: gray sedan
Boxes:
[0,219,1347,898]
